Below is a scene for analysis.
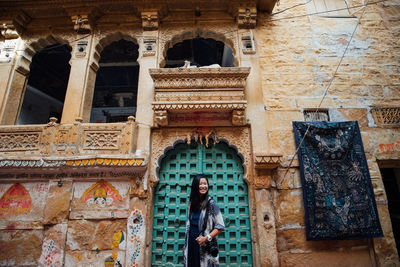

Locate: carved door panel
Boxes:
[152,141,253,266]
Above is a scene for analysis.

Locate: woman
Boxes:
[183,174,225,267]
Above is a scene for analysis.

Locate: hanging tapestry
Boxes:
[293,121,383,240]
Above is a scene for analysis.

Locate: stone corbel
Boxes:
[67,7,102,34]
[154,110,168,126]
[141,11,159,31]
[71,14,91,34]
[232,110,246,126]
[0,23,19,40]
[238,7,257,29]
[254,153,282,189]
[0,23,19,63]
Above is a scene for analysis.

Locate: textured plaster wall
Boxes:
[257,0,400,266]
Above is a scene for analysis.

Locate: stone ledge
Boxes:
[254,154,283,169]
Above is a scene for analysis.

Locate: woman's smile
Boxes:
[199,178,208,195]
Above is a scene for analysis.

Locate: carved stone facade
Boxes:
[0,0,399,266]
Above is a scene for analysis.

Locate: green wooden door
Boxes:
[152,141,253,266]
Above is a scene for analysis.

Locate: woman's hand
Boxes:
[195,236,208,246]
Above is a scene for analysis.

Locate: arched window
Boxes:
[164,37,234,68]
[90,39,139,123]
[17,44,71,124]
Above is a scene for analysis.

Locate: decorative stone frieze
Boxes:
[150,67,250,89]
[150,67,250,126]
[238,7,257,29]
[0,119,137,156]
[0,132,41,152]
[141,11,159,31]
[371,107,400,127]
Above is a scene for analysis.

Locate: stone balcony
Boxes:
[150,67,251,127]
[0,117,146,171]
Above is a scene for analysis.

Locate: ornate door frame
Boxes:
[145,126,262,267]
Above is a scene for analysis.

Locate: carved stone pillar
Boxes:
[61,35,93,123]
[136,34,158,157]
[0,23,24,124]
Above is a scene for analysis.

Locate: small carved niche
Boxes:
[242,34,256,55]
[143,38,157,56]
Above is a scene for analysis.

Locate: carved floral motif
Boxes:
[84,131,120,150]
[0,133,40,151]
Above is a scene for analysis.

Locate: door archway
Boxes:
[151,141,253,266]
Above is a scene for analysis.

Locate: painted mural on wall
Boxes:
[81,180,123,207]
[0,183,32,217]
[0,182,48,227]
[70,180,130,219]
[126,209,145,267]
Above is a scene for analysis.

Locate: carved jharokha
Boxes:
[150,67,250,126]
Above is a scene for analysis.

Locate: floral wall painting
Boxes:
[0,183,32,217]
[126,209,145,267]
[81,180,123,207]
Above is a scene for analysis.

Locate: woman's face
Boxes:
[199,178,208,196]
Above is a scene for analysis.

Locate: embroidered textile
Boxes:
[293,121,383,240]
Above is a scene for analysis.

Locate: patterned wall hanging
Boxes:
[293,121,383,240]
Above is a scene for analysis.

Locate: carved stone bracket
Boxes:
[232,110,246,125]
[154,110,168,126]
[141,11,159,31]
[254,154,282,189]
[238,7,257,29]
[67,7,103,34]
[254,154,282,170]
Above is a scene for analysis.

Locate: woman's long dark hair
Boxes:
[189,174,209,213]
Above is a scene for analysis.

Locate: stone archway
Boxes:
[151,139,253,266]
[146,127,259,266]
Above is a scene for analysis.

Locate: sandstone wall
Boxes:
[256,0,400,266]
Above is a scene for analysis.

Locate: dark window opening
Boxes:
[380,167,400,258]
[91,39,139,123]
[164,37,234,68]
[17,44,71,125]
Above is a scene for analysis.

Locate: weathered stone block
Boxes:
[43,180,72,224]
[0,229,44,266]
[279,250,373,267]
[66,219,126,251]
[274,189,304,228]
[276,228,369,253]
